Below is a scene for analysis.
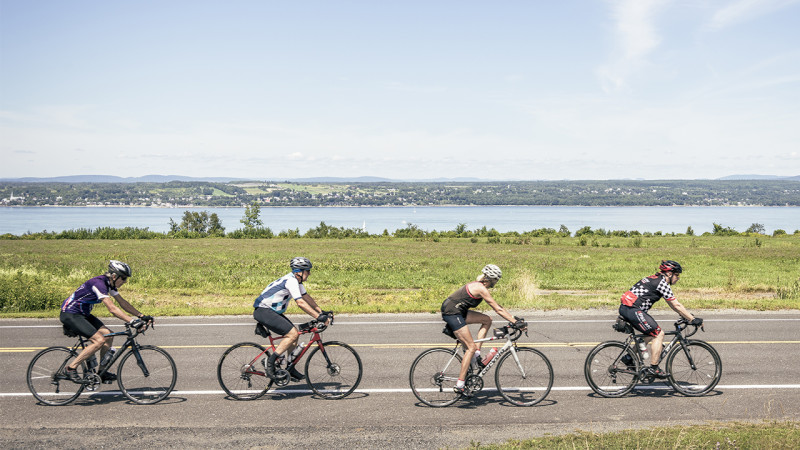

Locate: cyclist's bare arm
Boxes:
[296,294,327,320]
[665,298,694,321]
[102,296,140,323]
[473,284,517,324]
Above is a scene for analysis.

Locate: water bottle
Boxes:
[289,342,305,363]
[638,341,650,361]
[99,347,116,370]
[482,348,498,365]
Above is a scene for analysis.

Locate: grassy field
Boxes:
[1,235,798,317]
[471,421,800,449]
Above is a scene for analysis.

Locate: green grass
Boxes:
[471,421,800,449]
[1,235,798,317]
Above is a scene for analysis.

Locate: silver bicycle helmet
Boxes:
[290,257,313,272]
[482,264,502,280]
[108,260,132,278]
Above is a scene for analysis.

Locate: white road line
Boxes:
[4,384,800,397]
[2,318,799,329]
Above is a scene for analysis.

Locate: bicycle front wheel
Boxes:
[409,348,463,407]
[217,342,273,400]
[584,341,640,398]
[27,347,86,406]
[117,345,177,404]
[495,347,553,406]
[304,341,363,399]
[666,340,722,396]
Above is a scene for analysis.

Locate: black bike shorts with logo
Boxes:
[60,312,106,338]
[618,305,662,337]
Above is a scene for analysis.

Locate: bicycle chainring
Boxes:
[273,369,290,387]
[84,373,102,390]
[466,374,484,394]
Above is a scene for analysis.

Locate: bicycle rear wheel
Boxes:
[584,341,640,398]
[409,348,463,407]
[117,345,177,404]
[304,341,363,399]
[26,347,87,406]
[666,340,722,396]
[217,342,273,400]
[495,347,553,406]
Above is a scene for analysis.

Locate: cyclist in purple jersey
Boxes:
[618,260,702,378]
[254,257,331,381]
[59,260,153,383]
[441,264,525,396]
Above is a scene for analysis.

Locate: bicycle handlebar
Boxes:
[674,318,703,338]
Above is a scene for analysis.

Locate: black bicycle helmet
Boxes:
[659,260,682,274]
[108,260,132,278]
[290,257,313,272]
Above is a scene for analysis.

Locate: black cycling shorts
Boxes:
[442,313,468,332]
[618,305,662,337]
[60,312,106,338]
[253,307,295,336]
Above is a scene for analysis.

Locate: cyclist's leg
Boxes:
[619,306,663,364]
[255,308,296,377]
[445,314,474,383]
[60,313,104,369]
[465,311,492,352]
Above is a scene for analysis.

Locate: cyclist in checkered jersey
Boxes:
[618,260,703,378]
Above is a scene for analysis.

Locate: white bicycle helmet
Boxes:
[482,264,502,280]
[290,257,313,272]
[108,260,132,278]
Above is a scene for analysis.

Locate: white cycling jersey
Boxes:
[253,273,307,314]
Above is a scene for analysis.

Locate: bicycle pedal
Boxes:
[102,379,114,384]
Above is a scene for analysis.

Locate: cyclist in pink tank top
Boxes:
[441,264,526,396]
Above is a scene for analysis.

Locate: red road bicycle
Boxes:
[216,315,363,400]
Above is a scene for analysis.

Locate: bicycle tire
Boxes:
[584,341,640,398]
[26,346,87,406]
[304,341,363,399]
[217,342,273,400]
[666,340,722,396]
[495,347,553,406]
[409,347,463,407]
[117,345,177,404]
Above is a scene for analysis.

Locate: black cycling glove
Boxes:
[690,317,703,326]
[140,315,154,324]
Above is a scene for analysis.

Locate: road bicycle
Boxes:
[217,314,363,400]
[409,321,553,407]
[584,317,722,397]
[26,321,177,405]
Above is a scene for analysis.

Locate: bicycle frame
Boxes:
[444,327,524,380]
[70,325,150,383]
[618,320,700,372]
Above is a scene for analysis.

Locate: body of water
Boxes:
[0,206,798,235]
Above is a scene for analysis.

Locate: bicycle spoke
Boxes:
[667,341,722,396]
[409,348,463,407]
[585,341,639,398]
[117,346,176,404]
[305,342,362,399]
[27,347,86,406]
[495,348,553,406]
[217,343,271,401]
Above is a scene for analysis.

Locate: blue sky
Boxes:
[1,0,798,180]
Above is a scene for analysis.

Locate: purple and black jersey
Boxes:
[60,275,118,316]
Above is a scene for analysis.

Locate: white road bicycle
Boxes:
[409,320,553,407]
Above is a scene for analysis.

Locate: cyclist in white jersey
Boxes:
[253,257,330,380]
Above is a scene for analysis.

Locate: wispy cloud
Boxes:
[708,0,800,30]
[598,0,670,91]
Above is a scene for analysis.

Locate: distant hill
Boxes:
[0,175,248,183]
[717,174,800,181]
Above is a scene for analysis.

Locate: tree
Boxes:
[745,223,765,234]
[241,202,263,230]
[209,213,225,236]
[686,226,694,236]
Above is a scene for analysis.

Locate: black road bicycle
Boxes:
[26,322,177,405]
[584,317,722,397]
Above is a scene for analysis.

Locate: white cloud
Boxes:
[708,0,800,30]
[598,0,671,91]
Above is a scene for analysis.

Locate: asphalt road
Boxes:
[2,310,799,449]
